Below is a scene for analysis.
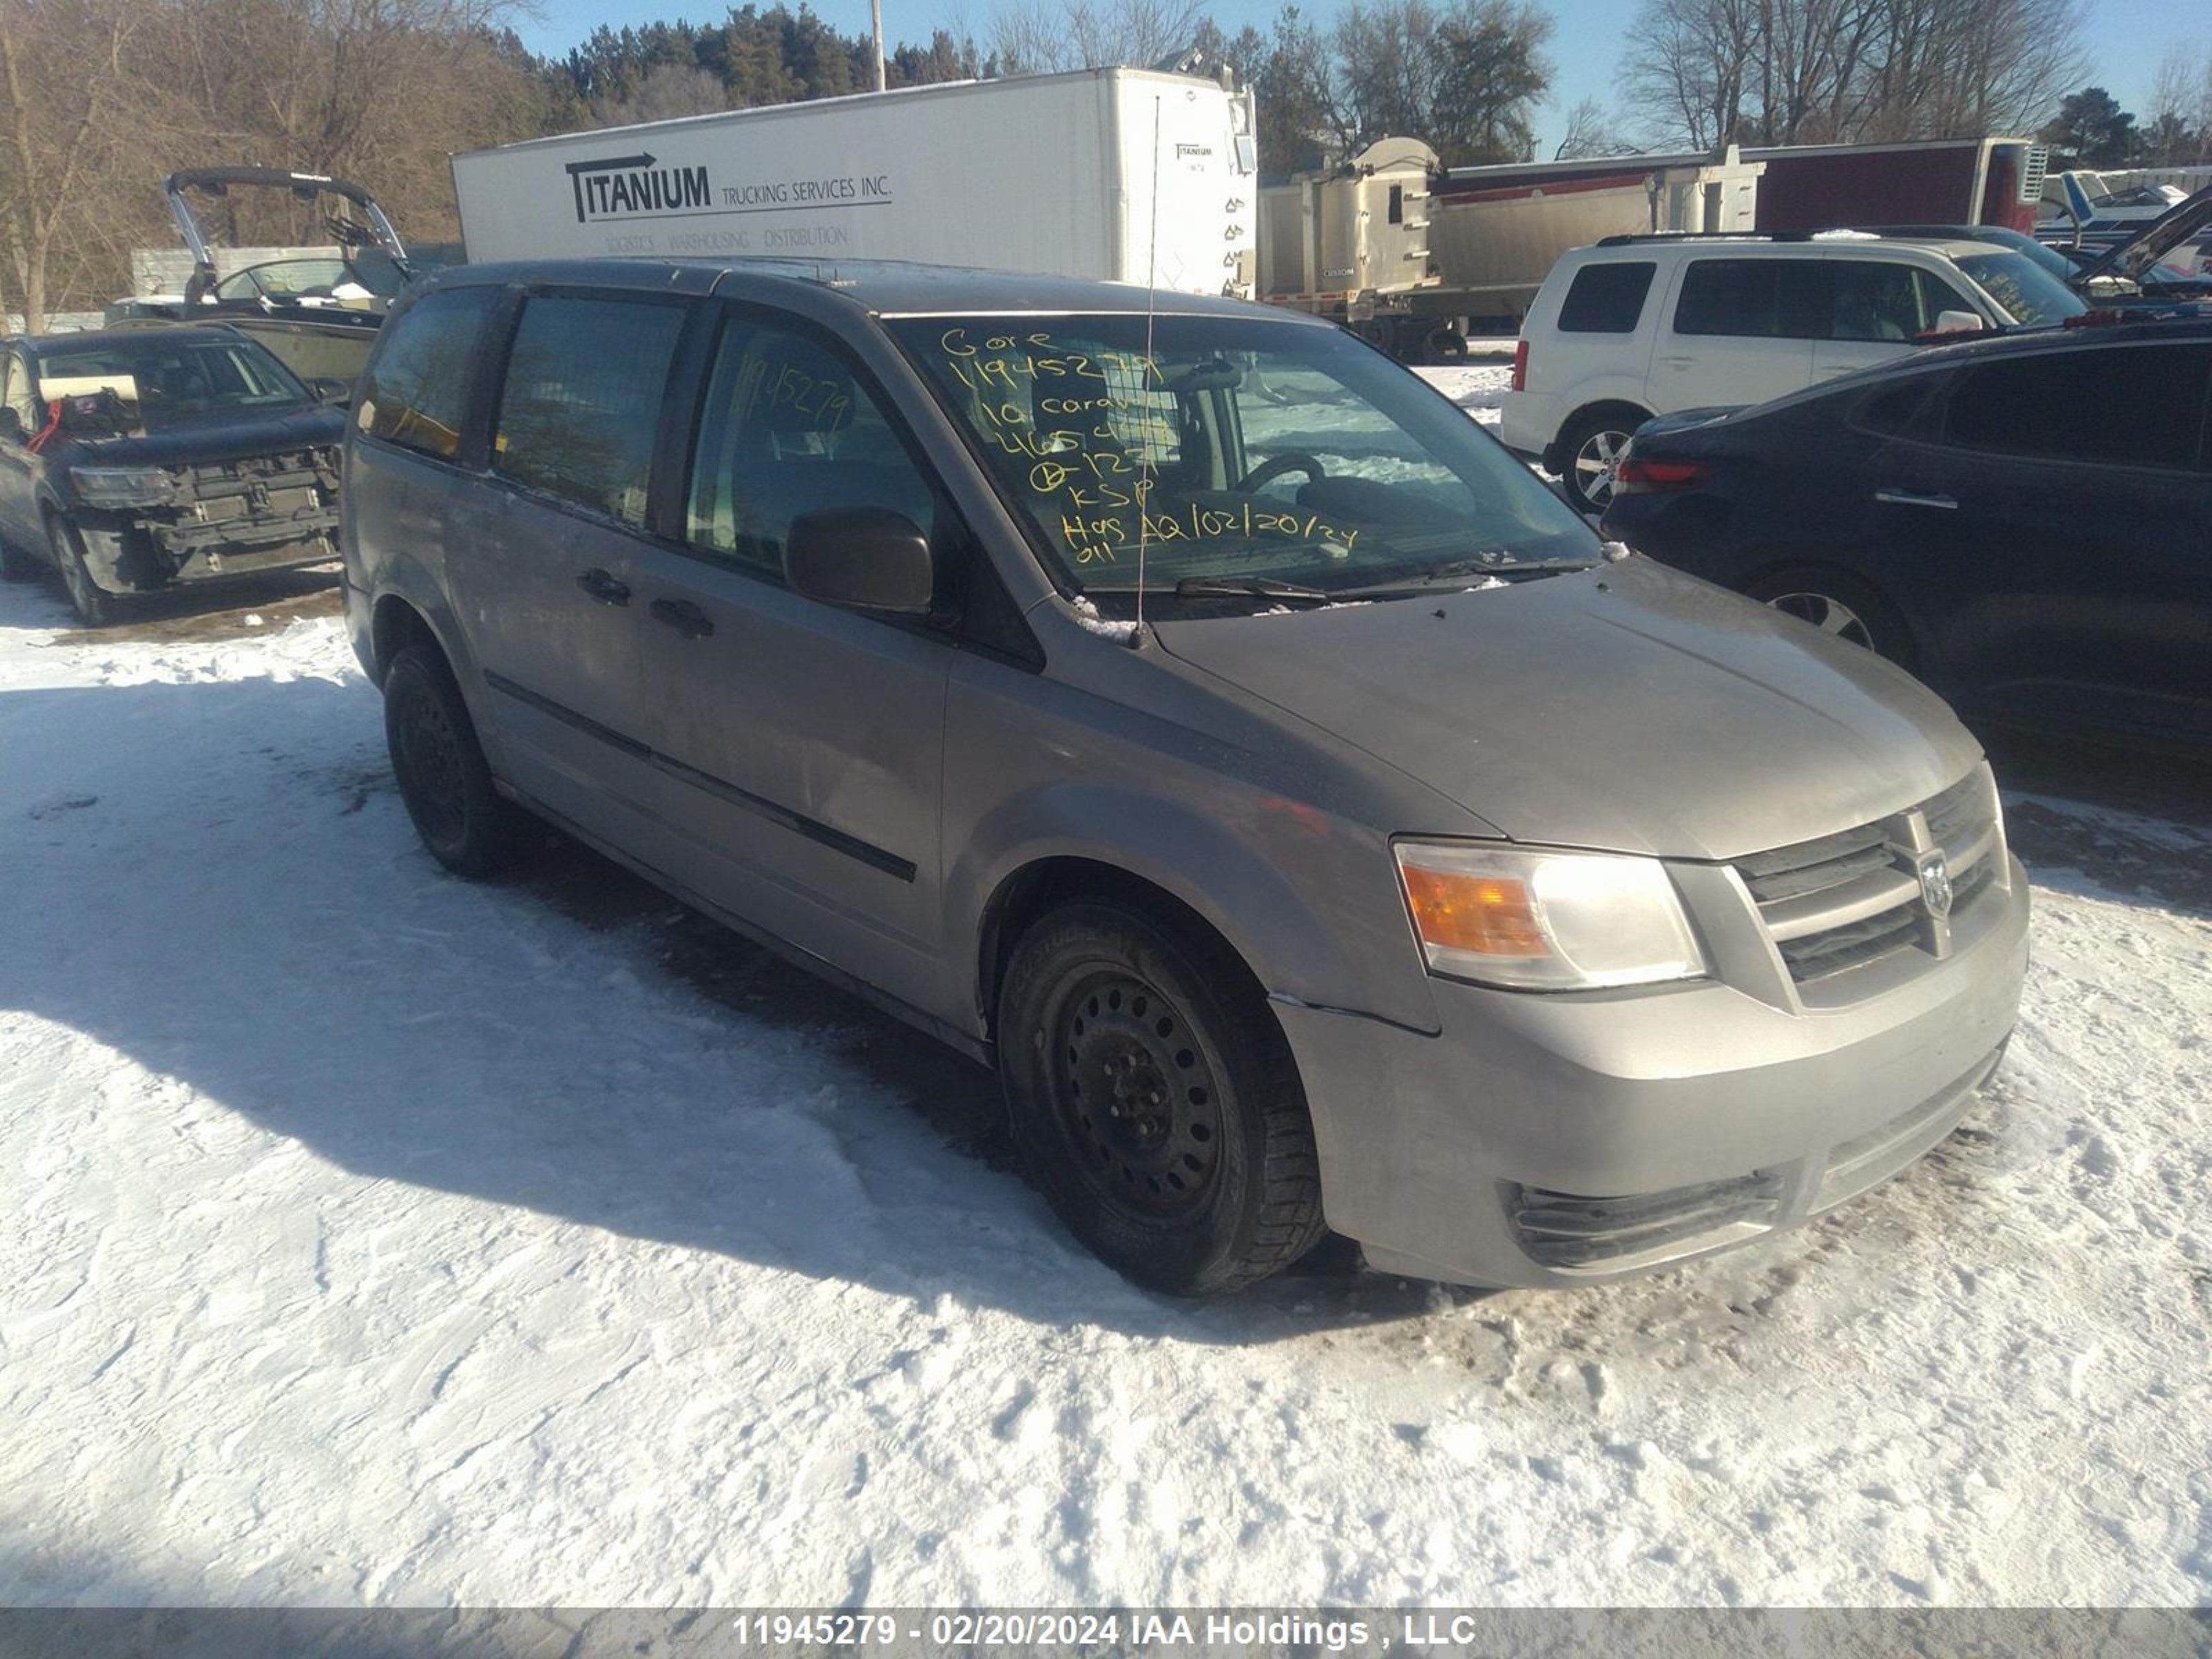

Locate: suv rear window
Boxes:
[1557,262,1655,332]
[1942,343,2211,469]
[492,295,686,524]
[360,286,498,460]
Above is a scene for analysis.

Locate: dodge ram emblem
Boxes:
[1918,850,1953,919]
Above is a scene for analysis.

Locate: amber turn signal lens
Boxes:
[1399,865,1548,957]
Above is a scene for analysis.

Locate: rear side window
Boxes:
[1942,344,2212,469]
[1673,259,1826,339]
[493,295,686,523]
[359,286,498,460]
[684,318,941,577]
[1557,261,1656,333]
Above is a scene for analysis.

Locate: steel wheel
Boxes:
[391,681,469,849]
[1051,970,1224,1218]
[1572,427,1631,509]
[1765,590,1875,650]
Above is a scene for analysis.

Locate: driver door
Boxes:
[631,310,957,1017]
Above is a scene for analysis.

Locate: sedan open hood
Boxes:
[1151,559,1983,862]
[2072,183,2212,289]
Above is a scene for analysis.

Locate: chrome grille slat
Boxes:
[1734,768,1999,988]
[1761,864,1921,942]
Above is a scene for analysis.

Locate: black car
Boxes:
[0,324,346,623]
[1600,312,2212,752]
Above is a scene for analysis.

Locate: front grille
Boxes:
[1508,1171,1784,1271]
[1734,769,1999,988]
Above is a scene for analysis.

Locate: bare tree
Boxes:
[985,0,1207,73]
[591,62,728,127]
[0,0,146,330]
[1554,97,1633,158]
[1619,0,2088,147]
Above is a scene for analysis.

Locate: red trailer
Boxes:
[1431,137,2047,236]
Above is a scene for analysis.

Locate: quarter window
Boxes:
[359,285,498,460]
[494,295,686,524]
[1558,261,1656,333]
[1942,344,2211,469]
[685,319,939,578]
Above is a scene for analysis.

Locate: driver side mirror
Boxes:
[309,375,353,406]
[785,506,935,617]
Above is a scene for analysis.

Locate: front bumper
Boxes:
[74,507,340,594]
[1274,854,2030,1288]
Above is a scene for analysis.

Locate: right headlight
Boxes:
[1394,840,1707,991]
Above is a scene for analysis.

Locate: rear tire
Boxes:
[1743,567,1914,667]
[997,901,1326,1295]
[48,516,116,626]
[1555,406,1648,514]
[382,643,532,877]
[1427,329,1469,364]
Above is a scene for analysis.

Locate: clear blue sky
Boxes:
[516,0,2201,155]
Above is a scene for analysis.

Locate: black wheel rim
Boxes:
[394,688,468,849]
[1049,970,1224,1219]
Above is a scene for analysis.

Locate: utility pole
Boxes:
[871,0,886,91]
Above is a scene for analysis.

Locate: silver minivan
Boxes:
[342,259,2029,1295]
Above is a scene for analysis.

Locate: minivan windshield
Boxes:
[1954,250,2087,327]
[888,312,1597,609]
[35,333,310,429]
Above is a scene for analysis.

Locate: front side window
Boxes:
[494,295,686,524]
[1942,344,2211,469]
[32,335,308,430]
[361,286,498,460]
[685,319,941,578]
[888,312,1596,612]
[1559,261,1656,333]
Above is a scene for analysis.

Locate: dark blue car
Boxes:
[1600,312,2212,752]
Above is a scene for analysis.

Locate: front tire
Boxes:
[997,903,1325,1295]
[382,644,532,877]
[48,516,116,626]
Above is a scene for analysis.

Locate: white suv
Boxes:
[1501,233,2087,510]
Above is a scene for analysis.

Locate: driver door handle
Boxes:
[1874,488,1958,510]
[577,567,630,606]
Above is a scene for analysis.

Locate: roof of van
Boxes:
[419,257,1313,322]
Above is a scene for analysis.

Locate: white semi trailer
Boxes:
[449,67,1259,298]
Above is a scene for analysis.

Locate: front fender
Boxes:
[952,779,1441,1039]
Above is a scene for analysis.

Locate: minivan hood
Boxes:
[1150,559,1981,861]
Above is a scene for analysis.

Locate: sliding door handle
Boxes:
[577,567,631,605]
[650,597,715,639]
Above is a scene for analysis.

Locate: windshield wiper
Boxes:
[1170,576,1334,604]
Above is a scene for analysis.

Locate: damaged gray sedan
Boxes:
[0,322,346,624]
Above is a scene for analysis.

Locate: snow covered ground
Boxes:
[1415,363,1512,429]
[2,574,2209,1609]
